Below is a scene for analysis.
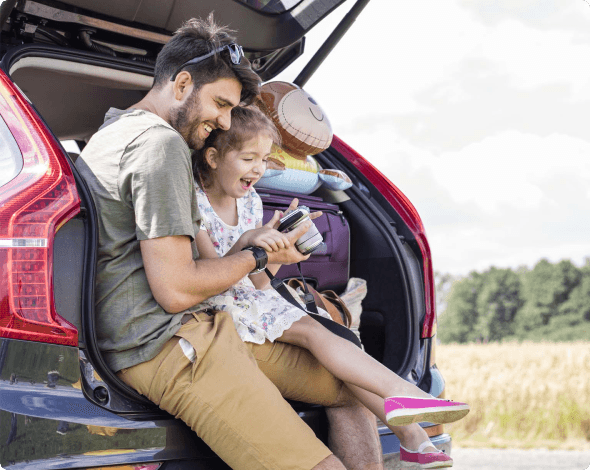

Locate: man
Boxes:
[77,15,383,470]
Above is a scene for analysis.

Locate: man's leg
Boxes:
[251,340,384,470]
[118,311,344,470]
[325,387,383,470]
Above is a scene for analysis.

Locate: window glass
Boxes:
[235,0,302,14]
[0,115,23,187]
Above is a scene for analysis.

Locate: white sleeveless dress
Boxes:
[193,186,329,344]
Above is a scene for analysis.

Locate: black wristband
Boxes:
[242,246,268,274]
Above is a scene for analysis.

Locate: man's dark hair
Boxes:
[153,14,260,104]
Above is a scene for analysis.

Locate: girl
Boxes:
[192,106,467,469]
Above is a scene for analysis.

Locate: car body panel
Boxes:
[0,338,331,468]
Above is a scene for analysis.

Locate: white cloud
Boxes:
[427,132,590,273]
[278,1,487,125]
[458,0,590,38]
[340,126,590,274]
[433,131,590,211]
[472,19,590,97]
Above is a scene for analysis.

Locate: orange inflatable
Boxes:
[256,82,351,194]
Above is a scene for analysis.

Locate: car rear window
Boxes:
[0,115,23,187]
[236,0,302,14]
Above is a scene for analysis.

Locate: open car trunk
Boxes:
[0,5,440,463]
[3,39,425,399]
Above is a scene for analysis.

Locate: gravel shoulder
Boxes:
[451,448,590,470]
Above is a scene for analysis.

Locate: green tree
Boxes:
[438,272,482,343]
[434,271,456,316]
[474,267,523,342]
[515,259,582,336]
[556,275,590,326]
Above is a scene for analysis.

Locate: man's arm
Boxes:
[141,220,312,313]
[141,235,255,312]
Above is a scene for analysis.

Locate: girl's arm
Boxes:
[195,229,221,259]
[197,219,286,290]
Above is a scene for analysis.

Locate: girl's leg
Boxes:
[277,315,431,400]
[342,383,438,453]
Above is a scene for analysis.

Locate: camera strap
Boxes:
[265,263,318,314]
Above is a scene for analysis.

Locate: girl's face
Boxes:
[208,134,273,199]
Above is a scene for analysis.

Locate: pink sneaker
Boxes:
[400,441,453,468]
[385,396,469,426]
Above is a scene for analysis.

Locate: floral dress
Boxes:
[193,186,329,344]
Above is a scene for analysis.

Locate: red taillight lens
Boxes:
[331,135,436,338]
[0,70,80,346]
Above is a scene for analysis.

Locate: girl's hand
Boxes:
[266,218,312,265]
[276,198,322,228]
[240,211,291,252]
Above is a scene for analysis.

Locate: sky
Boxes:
[276,0,590,276]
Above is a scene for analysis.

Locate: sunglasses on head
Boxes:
[170,43,244,81]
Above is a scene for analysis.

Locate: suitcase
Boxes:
[257,188,350,292]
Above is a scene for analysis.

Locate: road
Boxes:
[451,448,590,470]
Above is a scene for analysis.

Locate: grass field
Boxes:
[436,341,590,450]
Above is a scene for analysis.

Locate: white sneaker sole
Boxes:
[401,460,453,469]
[386,403,470,426]
[399,454,453,470]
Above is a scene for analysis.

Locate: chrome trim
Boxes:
[430,432,452,446]
[0,238,47,247]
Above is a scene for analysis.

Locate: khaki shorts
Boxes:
[118,311,343,470]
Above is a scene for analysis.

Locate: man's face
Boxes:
[170,77,242,150]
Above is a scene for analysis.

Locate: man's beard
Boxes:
[170,92,205,150]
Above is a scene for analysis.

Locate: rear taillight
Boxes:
[332,135,436,338]
[0,70,80,347]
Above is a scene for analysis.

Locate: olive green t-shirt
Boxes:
[76,108,201,372]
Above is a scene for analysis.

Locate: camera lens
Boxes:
[295,219,323,254]
[279,206,323,254]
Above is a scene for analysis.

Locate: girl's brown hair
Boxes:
[194,105,280,188]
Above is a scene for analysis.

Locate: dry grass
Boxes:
[436,341,590,450]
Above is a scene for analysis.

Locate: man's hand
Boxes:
[239,208,312,265]
[228,197,322,268]
[239,211,291,252]
[266,218,312,265]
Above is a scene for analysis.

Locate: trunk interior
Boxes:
[2,44,424,418]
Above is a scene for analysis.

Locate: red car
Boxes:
[0,0,450,468]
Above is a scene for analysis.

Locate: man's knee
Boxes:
[312,454,346,470]
[328,384,364,409]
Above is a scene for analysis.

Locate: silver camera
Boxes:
[278,206,323,255]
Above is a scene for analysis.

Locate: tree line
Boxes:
[436,258,590,343]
